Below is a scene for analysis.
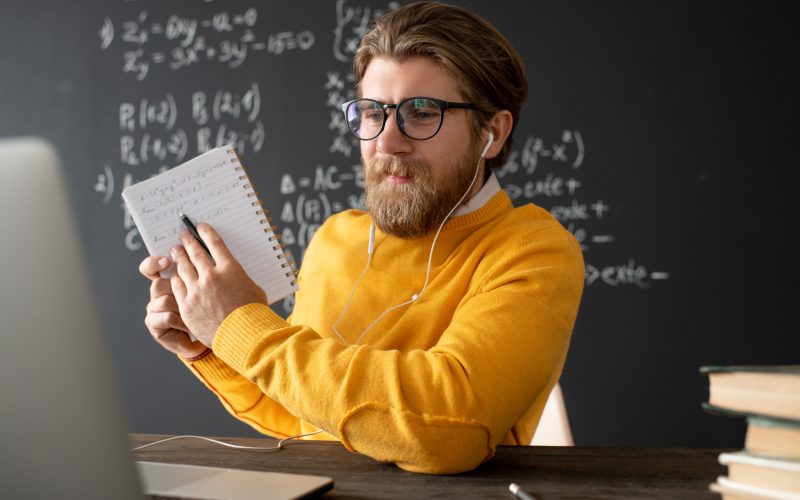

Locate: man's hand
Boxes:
[139,256,207,359]
[170,223,268,347]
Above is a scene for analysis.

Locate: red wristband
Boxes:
[182,347,212,362]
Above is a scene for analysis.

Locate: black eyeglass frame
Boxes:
[341,97,476,141]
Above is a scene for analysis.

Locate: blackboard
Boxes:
[1,0,798,447]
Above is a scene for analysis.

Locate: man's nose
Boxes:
[376,108,413,156]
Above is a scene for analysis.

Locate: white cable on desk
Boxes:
[131,430,324,453]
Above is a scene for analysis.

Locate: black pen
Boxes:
[178,211,212,256]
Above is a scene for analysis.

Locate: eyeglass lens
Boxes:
[345,98,444,140]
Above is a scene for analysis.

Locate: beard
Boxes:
[364,142,482,239]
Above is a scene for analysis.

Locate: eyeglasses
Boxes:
[341,97,476,141]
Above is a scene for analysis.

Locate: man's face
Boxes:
[359,56,482,239]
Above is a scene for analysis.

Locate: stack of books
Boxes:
[701,365,800,499]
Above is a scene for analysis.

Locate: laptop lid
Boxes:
[137,461,333,499]
[0,137,334,499]
[0,137,144,499]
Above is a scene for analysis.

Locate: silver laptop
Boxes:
[0,137,333,499]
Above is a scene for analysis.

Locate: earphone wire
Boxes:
[406,146,485,303]
[331,246,373,345]
[348,144,487,346]
[131,430,324,453]
[352,150,483,345]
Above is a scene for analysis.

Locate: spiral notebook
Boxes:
[122,145,297,303]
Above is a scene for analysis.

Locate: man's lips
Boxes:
[384,173,413,184]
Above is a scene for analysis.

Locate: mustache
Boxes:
[366,157,430,178]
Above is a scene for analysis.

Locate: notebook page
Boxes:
[122,146,296,304]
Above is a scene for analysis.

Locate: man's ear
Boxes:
[482,110,513,160]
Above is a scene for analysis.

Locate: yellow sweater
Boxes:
[184,189,584,474]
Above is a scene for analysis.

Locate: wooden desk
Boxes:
[132,434,727,499]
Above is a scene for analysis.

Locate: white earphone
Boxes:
[480,131,494,158]
[335,129,496,345]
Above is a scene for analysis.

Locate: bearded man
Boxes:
[139,1,584,474]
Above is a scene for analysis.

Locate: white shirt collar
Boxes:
[454,171,501,217]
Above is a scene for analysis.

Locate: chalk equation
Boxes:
[98,7,315,80]
[585,260,670,289]
[96,77,266,252]
[499,130,668,287]
[278,165,365,250]
[93,0,669,316]
[117,82,264,169]
[333,0,400,63]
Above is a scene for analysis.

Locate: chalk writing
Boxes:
[500,130,668,286]
[99,7,314,80]
[585,260,670,288]
[93,1,669,313]
[98,6,272,250]
[333,0,399,63]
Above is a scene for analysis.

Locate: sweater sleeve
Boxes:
[210,226,585,474]
[181,352,302,439]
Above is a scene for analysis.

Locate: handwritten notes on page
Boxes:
[122,145,297,303]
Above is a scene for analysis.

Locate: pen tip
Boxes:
[178,210,185,218]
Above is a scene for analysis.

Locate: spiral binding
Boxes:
[283,250,299,279]
[227,147,297,287]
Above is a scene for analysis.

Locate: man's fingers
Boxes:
[198,223,236,268]
[180,229,214,272]
[146,294,180,314]
[153,329,201,354]
[170,272,188,302]
[139,256,172,281]
[150,278,173,299]
[145,310,189,333]
[171,244,198,283]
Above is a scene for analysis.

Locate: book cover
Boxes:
[702,404,800,425]
[746,416,800,461]
[711,476,800,500]
[701,366,800,375]
[718,452,800,495]
[700,365,800,421]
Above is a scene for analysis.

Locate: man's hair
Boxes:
[354,1,528,171]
